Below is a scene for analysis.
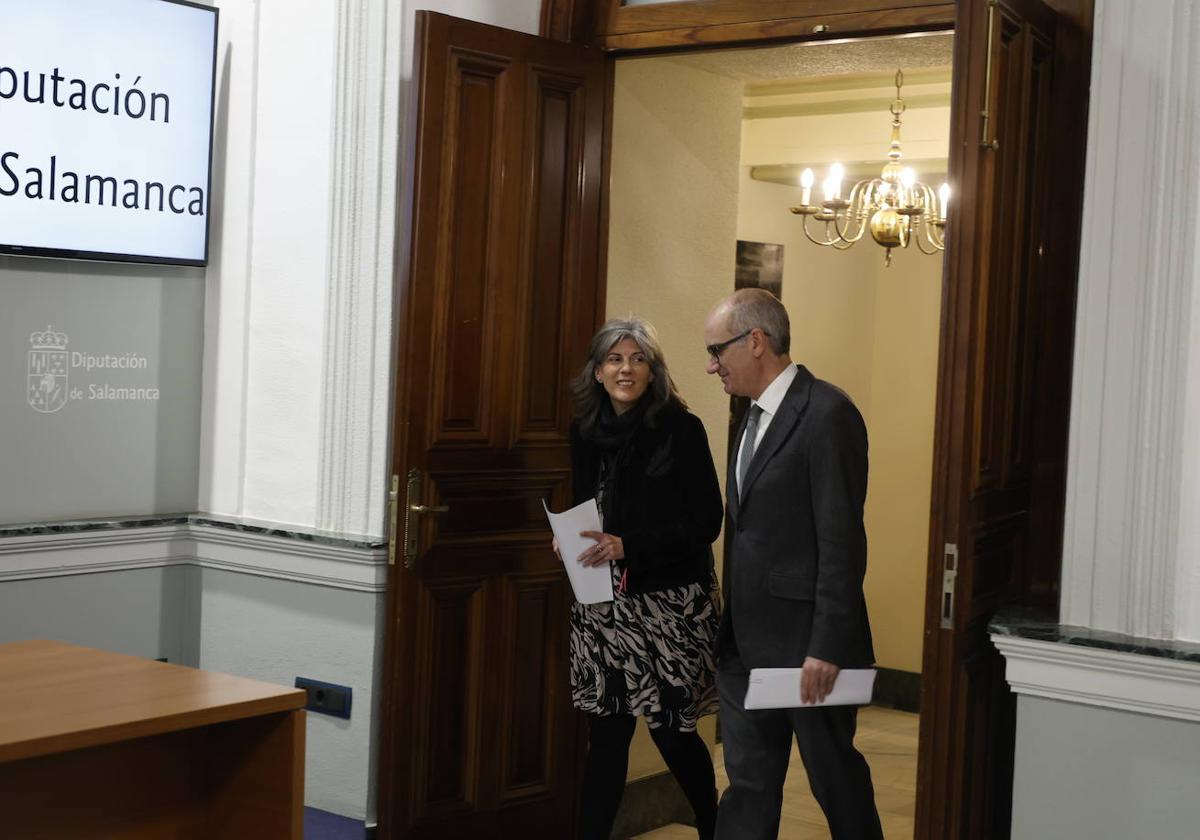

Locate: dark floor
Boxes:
[304,807,369,840]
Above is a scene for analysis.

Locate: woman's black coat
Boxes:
[569,402,724,595]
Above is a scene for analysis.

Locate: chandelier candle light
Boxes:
[790,70,950,267]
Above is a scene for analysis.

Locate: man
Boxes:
[704,288,882,840]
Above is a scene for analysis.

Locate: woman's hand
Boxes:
[551,537,562,562]
[578,531,624,567]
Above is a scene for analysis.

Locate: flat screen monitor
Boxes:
[0,0,218,266]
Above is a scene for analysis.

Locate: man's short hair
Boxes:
[725,288,790,355]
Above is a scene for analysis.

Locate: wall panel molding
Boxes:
[994,634,1200,723]
[0,524,387,592]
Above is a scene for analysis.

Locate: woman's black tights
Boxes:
[577,713,718,840]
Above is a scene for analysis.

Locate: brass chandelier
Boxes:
[789,70,949,267]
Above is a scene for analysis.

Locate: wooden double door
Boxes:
[378,1,1091,838]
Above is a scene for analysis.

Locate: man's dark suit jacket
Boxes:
[720,364,874,670]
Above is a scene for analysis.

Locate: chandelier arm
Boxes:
[801,214,842,247]
[913,228,940,255]
[829,212,851,244]
[848,179,870,207]
[850,179,876,228]
[840,177,878,242]
[919,205,947,250]
[930,225,946,249]
[841,219,871,243]
[831,209,871,244]
[913,214,947,254]
[919,182,938,218]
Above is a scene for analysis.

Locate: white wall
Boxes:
[196,570,382,820]
[1011,696,1200,839]
[0,567,198,663]
[239,0,336,529]
[200,0,351,533]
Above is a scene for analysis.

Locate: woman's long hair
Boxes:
[569,317,686,436]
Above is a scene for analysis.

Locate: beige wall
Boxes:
[606,56,743,781]
[862,240,941,673]
[735,170,879,418]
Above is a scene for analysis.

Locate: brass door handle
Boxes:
[402,469,448,569]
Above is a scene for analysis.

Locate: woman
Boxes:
[565,317,724,840]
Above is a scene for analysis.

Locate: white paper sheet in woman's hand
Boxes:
[543,498,615,604]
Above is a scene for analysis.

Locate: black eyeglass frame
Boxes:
[706,328,763,360]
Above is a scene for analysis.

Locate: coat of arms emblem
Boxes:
[28,327,70,413]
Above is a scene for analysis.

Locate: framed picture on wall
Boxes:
[735,240,783,297]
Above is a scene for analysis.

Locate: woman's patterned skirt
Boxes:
[570,563,721,732]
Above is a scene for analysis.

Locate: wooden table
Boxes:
[0,639,306,839]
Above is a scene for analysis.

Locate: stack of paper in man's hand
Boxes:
[744,667,877,709]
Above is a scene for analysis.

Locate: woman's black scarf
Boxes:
[586,397,648,453]
[585,398,648,524]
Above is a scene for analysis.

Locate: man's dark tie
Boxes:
[738,404,763,500]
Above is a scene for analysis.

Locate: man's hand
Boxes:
[800,656,840,705]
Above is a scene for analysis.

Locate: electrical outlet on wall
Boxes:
[295,677,352,720]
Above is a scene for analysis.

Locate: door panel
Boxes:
[517,68,595,441]
[380,12,605,839]
[497,573,571,796]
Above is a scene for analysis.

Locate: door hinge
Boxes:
[980,0,1001,151]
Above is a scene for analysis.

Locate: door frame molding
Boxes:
[544,0,954,49]
[536,3,1094,839]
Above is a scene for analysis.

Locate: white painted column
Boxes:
[1061,0,1200,640]
[315,0,405,540]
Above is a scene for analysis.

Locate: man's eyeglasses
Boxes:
[705,329,757,361]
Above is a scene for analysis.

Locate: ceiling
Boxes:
[648,32,955,185]
[667,31,954,84]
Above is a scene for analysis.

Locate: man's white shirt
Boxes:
[736,364,798,488]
